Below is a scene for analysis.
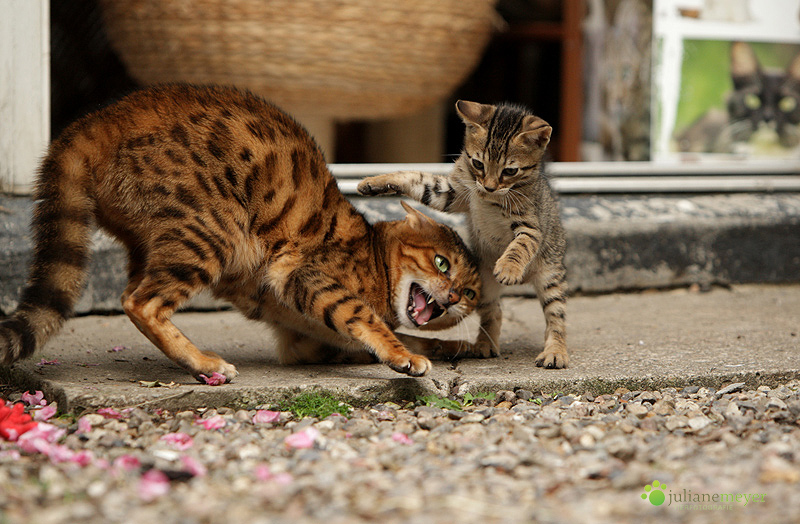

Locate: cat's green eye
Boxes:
[779,96,797,113]
[744,93,761,110]
[471,158,484,171]
[464,289,476,300]
[434,255,450,273]
[502,167,518,177]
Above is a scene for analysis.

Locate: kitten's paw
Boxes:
[534,349,569,369]
[388,354,432,377]
[472,339,500,358]
[493,257,527,286]
[357,176,400,196]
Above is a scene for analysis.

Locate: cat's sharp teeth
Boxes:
[411,310,419,319]
[427,295,435,304]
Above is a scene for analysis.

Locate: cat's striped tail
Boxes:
[1,147,94,366]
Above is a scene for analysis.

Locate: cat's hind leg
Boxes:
[121,245,238,382]
[531,261,569,369]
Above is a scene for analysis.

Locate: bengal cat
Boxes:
[358,100,568,368]
[0,84,481,382]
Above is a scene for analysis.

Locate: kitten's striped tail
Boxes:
[1,148,94,365]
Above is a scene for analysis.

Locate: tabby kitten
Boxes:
[0,84,481,382]
[358,100,568,368]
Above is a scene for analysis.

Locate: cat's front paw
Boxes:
[357,176,400,196]
[494,257,527,286]
[194,351,239,383]
[387,354,432,376]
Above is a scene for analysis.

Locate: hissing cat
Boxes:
[358,101,568,368]
[678,41,800,154]
[0,85,480,382]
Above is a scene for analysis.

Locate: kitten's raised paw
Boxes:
[493,257,527,286]
[357,177,399,196]
[534,349,569,369]
[387,354,432,377]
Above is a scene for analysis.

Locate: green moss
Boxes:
[280,392,352,419]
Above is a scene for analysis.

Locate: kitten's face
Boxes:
[388,203,480,331]
[728,42,800,147]
[454,100,551,199]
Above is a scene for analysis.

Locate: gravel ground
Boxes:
[2,380,800,524]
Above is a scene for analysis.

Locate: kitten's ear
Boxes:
[731,41,760,77]
[401,200,437,230]
[455,100,494,129]
[515,115,552,149]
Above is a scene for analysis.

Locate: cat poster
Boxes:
[652,0,800,162]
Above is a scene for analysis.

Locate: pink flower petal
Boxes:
[36,359,60,366]
[254,464,272,481]
[199,372,226,386]
[97,408,122,419]
[77,416,93,434]
[253,465,293,484]
[391,432,413,445]
[252,410,281,424]
[180,455,207,477]
[45,443,76,463]
[196,415,226,430]
[33,404,57,422]
[138,469,170,502]
[16,422,65,453]
[21,391,46,406]
[113,454,141,471]
[160,432,194,450]
[273,472,293,485]
[284,427,320,449]
[110,345,127,352]
[70,450,94,466]
[0,450,21,460]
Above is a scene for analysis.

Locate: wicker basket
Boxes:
[98,0,498,119]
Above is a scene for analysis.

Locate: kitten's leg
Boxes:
[471,263,503,358]
[277,269,431,376]
[531,261,569,369]
[357,171,468,213]
[494,220,541,285]
[122,249,237,382]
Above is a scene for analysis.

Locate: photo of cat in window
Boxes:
[675,41,800,156]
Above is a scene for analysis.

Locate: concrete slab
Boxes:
[2,284,798,413]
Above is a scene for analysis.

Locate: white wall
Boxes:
[0,0,49,195]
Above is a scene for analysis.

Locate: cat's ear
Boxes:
[515,115,552,149]
[731,41,760,77]
[401,200,437,231]
[455,100,494,129]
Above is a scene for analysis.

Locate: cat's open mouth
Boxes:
[407,283,446,327]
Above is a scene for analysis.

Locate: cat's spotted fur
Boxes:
[358,100,568,368]
[0,84,480,381]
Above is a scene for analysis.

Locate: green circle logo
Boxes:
[642,481,666,506]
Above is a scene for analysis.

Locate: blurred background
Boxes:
[46,0,586,163]
[3,0,800,195]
